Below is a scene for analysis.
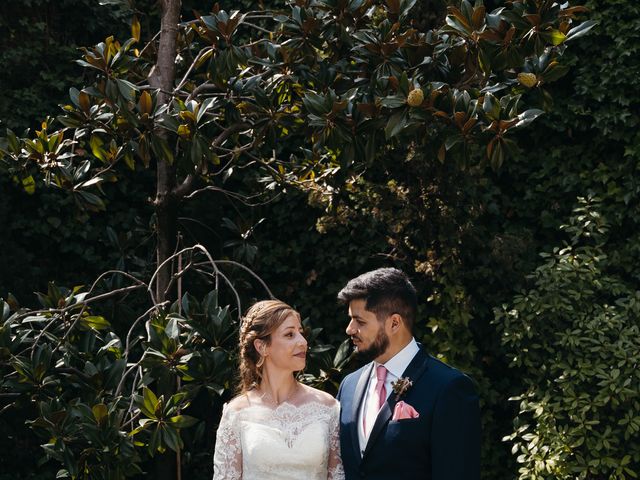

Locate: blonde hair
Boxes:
[237,300,301,394]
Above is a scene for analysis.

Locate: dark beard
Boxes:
[354,327,389,364]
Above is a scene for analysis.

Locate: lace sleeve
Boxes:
[327,403,345,480]
[213,403,242,480]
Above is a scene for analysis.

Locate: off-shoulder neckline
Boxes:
[225,398,339,415]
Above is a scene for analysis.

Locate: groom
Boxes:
[336,268,480,479]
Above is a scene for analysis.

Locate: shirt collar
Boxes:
[374,338,419,380]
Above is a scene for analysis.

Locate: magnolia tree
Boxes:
[0,0,593,478]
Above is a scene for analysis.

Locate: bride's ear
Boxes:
[254,338,266,355]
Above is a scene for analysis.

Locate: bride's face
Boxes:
[264,314,307,372]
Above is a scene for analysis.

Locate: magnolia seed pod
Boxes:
[407,88,424,107]
[518,72,538,88]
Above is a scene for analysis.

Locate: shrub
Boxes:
[496,198,640,480]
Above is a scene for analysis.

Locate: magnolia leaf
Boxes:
[549,29,566,46]
[163,425,182,452]
[6,129,20,152]
[116,79,138,102]
[22,175,36,195]
[169,415,199,428]
[150,135,174,165]
[380,96,407,109]
[399,72,410,97]
[138,91,152,115]
[438,143,446,163]
[68,87,80,108]
[124,152,135,170]
[482,93,500,121]
[514,109,544,129]
[92,403,108,423]
[80,315,111,330]
[90,135,107,162]
[445,134,463,150]
[489,137,504,170]
[385,110,408,139]
[541,62,570,83]
[177,124,191,138]
[165,317,180,340]
[566,20,597,42]
[142,388,159,418]
[78,177,105,189]
[131,15,141,42]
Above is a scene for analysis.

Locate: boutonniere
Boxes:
[391,376,413,401]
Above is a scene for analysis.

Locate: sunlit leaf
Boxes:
[22,175,36,195]
[92,403,108,423]
[131,15,141,42]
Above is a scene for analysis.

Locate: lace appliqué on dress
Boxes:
[213,402,243,480]
[327,402,345,480]
[261,402,332,448]
[213,400,344,480]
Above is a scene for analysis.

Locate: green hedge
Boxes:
[2,0,639,479]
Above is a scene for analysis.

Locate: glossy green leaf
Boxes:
[384,110,408,139]
[142,388,159,419]
[92,403,108,423]
[168,415,198,428]
[80,315,111,330]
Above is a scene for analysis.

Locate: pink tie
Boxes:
[375,365,388,409]
[364,365,388,433]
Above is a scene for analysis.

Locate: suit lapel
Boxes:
[362,346,431,459]
[351,363,373,460]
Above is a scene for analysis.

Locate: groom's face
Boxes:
[346,299,390,363]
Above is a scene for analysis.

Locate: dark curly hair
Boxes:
[337,267,417,330]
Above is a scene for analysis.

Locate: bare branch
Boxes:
[185,184,281,207]
[174,47,213,94]
[163,260,194,300]
[173,122,250,200]
[186,83,218,102]
[196,260,274,298]
[23,271,149,356]
[138,31,162,58]
[243,21,273,35]
[213,268,242,319]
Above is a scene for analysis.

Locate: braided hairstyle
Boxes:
[237,299,300,394]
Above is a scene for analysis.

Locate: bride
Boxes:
[213,300,344,480]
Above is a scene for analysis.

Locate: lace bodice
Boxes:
[213,391,344,480]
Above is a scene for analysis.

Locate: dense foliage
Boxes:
[493,0,640,476]
[0,0,127,132]
[497,198,640,479]
[1,283,243,480]
[3,0,637,479]
[250,0,638,478]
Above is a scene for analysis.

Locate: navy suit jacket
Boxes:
[336,346,480,480]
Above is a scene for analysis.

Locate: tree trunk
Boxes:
[148,1,182,479]
[150,0,181,305]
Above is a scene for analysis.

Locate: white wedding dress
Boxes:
[213,388,344,480]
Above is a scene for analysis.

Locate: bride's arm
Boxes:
[327,402,345,480]
[213,404,242,480]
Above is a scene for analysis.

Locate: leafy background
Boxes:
[1,0,639,479]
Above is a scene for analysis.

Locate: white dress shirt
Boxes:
[358,338,420,453]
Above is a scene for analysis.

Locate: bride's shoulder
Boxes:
[224,392,254,413]
[300,384,339,408]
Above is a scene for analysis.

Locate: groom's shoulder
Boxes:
[340,363,370,386]
[424,353,475,387]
